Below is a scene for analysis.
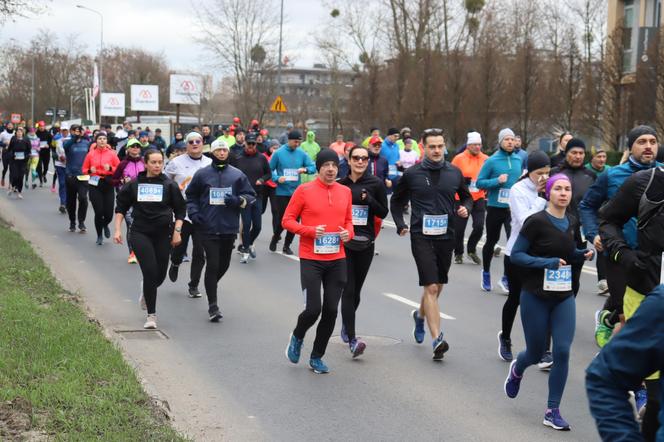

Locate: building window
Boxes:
[623,0,636,73]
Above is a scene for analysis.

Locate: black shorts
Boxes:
[410,234,454,286]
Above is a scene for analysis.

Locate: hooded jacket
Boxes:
[476,148,523,208]
[368,150,388,182]
[550,160,596,221]
[380,137,400,178]
[269,144,316,196]
[338,172,389,241]
[235,149,271,192]
[111,155,145,187]
[63,136,91,176]
[300,131,320,184]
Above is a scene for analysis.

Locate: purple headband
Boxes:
[545,173,570,200]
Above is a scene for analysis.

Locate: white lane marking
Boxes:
[273,251,300,262]
[383,292,456,320]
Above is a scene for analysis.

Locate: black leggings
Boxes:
[501,255,522,340]
[201,235,235,306]
[596,251,607,281]
[482,206,511,272]
[9,160,26,192]
[341,244,375,341]
[88,179,114,237]
[602,257,627,322]
[65,176,88,225]
[2,150,10,181]
[454,198,486,255]
[274,195,295,246]
[131,228,171,314]
[170,220,205,288]
[37,148,50,183]
[293,258,347,359]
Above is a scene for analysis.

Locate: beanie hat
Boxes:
[288,129,303,140]
[138,130,149,138]
[564,137,586,153]
[185,132,202,143]
[498,128,515,146]
[467,131,482,145]
[387,127,399,136]
[211,139,229,152]
[527,150,550,172]
[94,131,108,141]
[545,173,571,200]
[591,147,606,157]
[315,148,340,171]
[627,125,657,150]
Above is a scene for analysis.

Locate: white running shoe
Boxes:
[144,314,157,329]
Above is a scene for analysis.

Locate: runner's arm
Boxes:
[282,187,316,238]
[475,160,499,190]
[390,172,410,234]
[598,175,641,260]
[367,182,389,219]
[578,172,608,240]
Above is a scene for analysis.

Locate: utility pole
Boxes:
[31,57,35,124]
[76,5,103,125]
[276,0,284,129]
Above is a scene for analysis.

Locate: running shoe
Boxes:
[249,245,257,259]
[340,324,349,343]
[498,275,509,294]
[454,254,463,264]
[269,235,279,252]
[597,279,609,296]
[635,387,648,417]
[69,222,76,232]
[96,235,103,246]
[282,245,294,256]
[240,252,249,263]
[538,351,553,371]
[467,252,482,265]
[17,193,22,199]
[1,178,4,187]
[411,309,425,344]
[144,314,157,329]
[168,263,179,282]
[50,186,56,193]
[349,338,366,359]
[497,330,513,362]
[208,304,223,322]
[594,310,613,348]
[543,408,570,431]
[309,357,329,374]
[58,205,66,214]
[481,271,492,291]
[79,222,86,233]
[127,252,138,264]
[182,254,190,263]
[188,286,202,298]
[103,225,110,239]
[432,332,449,361]
[493,246,502,257]
[504,360,522,398]
[285,333,303,364]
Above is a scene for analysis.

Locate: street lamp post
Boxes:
[276,0,284,128]
[76,5,103,125]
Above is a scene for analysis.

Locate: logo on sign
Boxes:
[139,89,152,99]
[180,80,196,92]
[107,97,119,105]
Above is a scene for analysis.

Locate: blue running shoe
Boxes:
[309,357,329,374]
[543,408,570,431]
[635,387,647,417]
[285,333,303,364]
[498,275,509,294]
[497,330,513,362]
[432,332,449,361]
[504,360,522,398]
[349,338,366,359]
[412,309,425,344]
[340,324,349,343]
[481,271,492,291]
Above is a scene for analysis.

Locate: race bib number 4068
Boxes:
[137,184,163,202]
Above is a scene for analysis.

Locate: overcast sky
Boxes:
[1,0,329,76]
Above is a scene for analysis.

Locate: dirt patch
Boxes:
[0,398,50,441]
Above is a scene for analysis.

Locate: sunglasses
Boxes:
[351,155,369,162]
[188,139,202,145]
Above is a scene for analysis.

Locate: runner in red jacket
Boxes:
[283,149,354,374]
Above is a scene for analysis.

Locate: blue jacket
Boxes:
[586,286,664,442]
[513,148,528,173]
[269,145,316,196]
[579,157,659,248]
[476,148,523,208]
[380,138,400,178]
[185,164,256,236]
[63,137,90,177]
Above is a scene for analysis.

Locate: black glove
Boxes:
[616,248,647,271]
[224,194,241,208]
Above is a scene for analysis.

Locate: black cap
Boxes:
[288,130,303,140]
[627,125,657,150]
[246,133,257,144]
[316,148,340,170]
[527,150,550,172]
[387,127,399,136]
[565,138,586,153]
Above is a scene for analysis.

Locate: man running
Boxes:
[391,128,473,360]
[284,149,354,374]
[63,124,91,233]
[165,132,212,298]
[268,129,316,255]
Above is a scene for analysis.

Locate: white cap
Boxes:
[61,123,70,130]
[467,131,482,145]
[185,131,202,143]
[211,139,229,152]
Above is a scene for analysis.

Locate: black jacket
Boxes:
[115,172,186,233]
[235,151,271,192]
[8,136,31,162]
[551,161,596,221]
[550,151,566,168]
[391,161,473,239]
[338,172,389,240]
[599,167,664,295]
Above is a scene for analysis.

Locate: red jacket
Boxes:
[282,178,354,261]
[82,146,120,177]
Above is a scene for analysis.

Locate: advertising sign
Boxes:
[131,85,159,111]
[100,93,125,117]
[169,74,202,105]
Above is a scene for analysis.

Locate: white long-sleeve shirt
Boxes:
[505,177,547,256]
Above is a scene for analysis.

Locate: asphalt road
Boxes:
[1,182,605,441]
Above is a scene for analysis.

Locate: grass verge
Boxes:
[0,219,187,441]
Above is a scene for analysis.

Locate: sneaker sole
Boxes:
[542,419,570,431]
[538,362,553,371]
[432,340,449,360]
[310,366,329,374]
[497,330,512,362]
[504,360,519,398]
[498,282,509,294]
[144,323,157,329]
[481,282,492,292]
[209,313,222,322]
[351,342,366,359]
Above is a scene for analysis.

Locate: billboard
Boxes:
[169,74,202,105]
[100,93,125,117]
[130,85,159,111]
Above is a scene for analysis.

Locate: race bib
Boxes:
[314,233,340,254]
[283,168,299,182]
[388,164,398,176]
[498,188,510,204]
[39,141,48,148]
[137,183,163,202]
[543,265,572,292]
[209,187,232,205]
[88,175,100,187]
[352,205,369,226]
[14,151,25,160]
[422,214,448,235]
[469,180,479,193]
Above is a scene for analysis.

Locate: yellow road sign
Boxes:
[270,96,287,113]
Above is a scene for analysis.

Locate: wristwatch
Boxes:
[174,226,182,233]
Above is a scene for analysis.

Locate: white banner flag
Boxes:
[92,63,99,99]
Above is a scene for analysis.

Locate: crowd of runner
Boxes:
[0,118,662,440]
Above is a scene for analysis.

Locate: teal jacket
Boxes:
[476,148,523,208]
[269,144,316,196]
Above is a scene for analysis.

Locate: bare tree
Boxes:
[0,0,49,23]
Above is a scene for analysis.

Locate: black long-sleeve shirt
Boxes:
[234,151,271,192]
[7,136,31,162]
[339,172,389,240]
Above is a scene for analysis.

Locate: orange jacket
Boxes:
[451,149,488,201]
[82,146,120,177]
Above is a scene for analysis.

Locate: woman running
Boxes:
[27,127,40,189]
[83,131,120,245]
[113,149,185,329]
[503,173,593,431]
[338,145,388,357]
[7,126,30,199]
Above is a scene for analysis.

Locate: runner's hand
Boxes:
[593,235,603,252]
[558,258,567,267]
[498,174,508,184]
[171,232,182,247]
[584,250,594,261]
[398,227,409,236]
[315,225,326,238]
[385,179,392,188]
[457,206,468,218]
[278,176,286,183]
[90,166,96,174]
[338,226,350,242]
[113,230,122,245]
